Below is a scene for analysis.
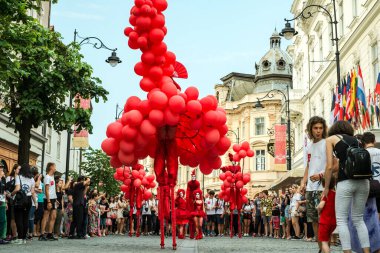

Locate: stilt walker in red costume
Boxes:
[192,189,205,240]
[186,170,200,239]
[175,189,189,239]
[101,0,232,250]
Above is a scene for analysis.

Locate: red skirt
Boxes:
[191,210,205,217]
[176,209,189,224]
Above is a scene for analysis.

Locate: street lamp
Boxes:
[254,84,291,171]
[115,103,124,120]
[227,129,240,144]
[65,29,121,181]
[279,0,341,89]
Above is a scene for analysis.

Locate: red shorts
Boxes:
[318,223,336,242]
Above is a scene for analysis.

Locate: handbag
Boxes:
[369,180,380,198]
[14,176,27,209]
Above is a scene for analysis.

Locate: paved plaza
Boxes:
[0,235,342,253]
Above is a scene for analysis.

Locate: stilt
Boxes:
[136,210,141,237]
[171,186,177,250]
[160,187,165,249]
[238,212,241,238]
[230,213,233,238]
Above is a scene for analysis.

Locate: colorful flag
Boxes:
[374,72,380,96]
[330,87,336,125]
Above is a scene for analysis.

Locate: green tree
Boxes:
[80,148,121,197]
[0,0,108,164]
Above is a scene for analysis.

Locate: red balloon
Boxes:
[219,173,226,181]
[151,13,165,28]
[163,65,174,76]
[147,174,155,182]
[232,144,241,152]
[241,188,248,195]
[185,86,199,101]
[203,111,218,125]
[149,109,165,126]
[129,15,137,26]
[164,108,179,126]
[124,27,134,37]
[241,141,250,151]
[140,77,156,92]
[243,174,250,184]
[126,110,143,127]
[120,140,135,154]
[135,16,151,30]
[153,0,168,11]
[200,96,215,112]
[124,96,141,112]
[218,125,228,136]
[149,28,165,43]
[148,91,168,109]
[161,80,178,98]
[135,0,144,7]
[142,178,149,186]
[241,196,248,204]
[137,36,148,49]
[209,157,222,169]
[134,62,147,76]
[236,180,244,189]
[140,119,156,136]
[247,150,255,157]
[122,125,138,141]
[151,42,167,55]
[116,167,124,176]
[149,66,163,81]
[168,95,186,113]
[138,100,150,116]
[132,170,140,178]
[216,136,231,153]
[149,181,156,188]
[106,122,123,139]
[110,156,122,168]
[186,100,202,115]
[143,191,152,200]
[101,138,119,156]
[141,51,156,65]
[113,172,120,181]
[205,129,220,146]
[134,179,142,187]
[121,184,129,193]
[239,150,247,158]
[118,151,135,165]
[124,178,132,186]
[233,153,240,162]
[165,51,176,64]
[155,55,166,65]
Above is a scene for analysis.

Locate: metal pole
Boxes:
[286,84,291,171]
[79,148,83,176]
[40,122,47,174]
[115,103,119,120]
[332,0,341,87]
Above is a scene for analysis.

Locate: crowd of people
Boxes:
[0,117,380,253]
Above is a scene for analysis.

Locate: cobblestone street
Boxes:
[0,235,342,253]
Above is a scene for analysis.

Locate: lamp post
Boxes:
[65,29,122,181]
[279,0,341,89]
[115,103,124,120]
[227,129,240,144]
[254,84,291,171]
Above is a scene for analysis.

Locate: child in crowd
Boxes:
[317,176,336,253]
[271,197,280,239]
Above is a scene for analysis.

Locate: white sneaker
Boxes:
[12,239,23,245]
[23,239,27,244]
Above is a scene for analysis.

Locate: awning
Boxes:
[269,167,304,190]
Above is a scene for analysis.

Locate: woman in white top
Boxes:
[12,164,37,244]
[290,184,302,239]
[116,195,126,235]
[242,200,253,237]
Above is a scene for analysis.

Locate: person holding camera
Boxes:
[141,198,153,236]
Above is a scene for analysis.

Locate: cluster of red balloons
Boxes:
[101,0,231,175]
[218,166,251,209]
[231,141,254,162]
[113,164,156,201]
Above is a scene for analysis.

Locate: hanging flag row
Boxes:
[330,65,380,131]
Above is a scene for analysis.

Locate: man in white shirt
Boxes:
[40,162,58,241]
[141,199,153,235]
[205,190,216,236]
[362,132,380,218]
[301,116,327,250]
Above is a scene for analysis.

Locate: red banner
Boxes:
[274,125,286,164]
[73,97,91,148]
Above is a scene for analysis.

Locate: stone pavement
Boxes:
[0,235,342,253]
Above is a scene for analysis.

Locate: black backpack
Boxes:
[338,136,372,180]
[14,176,28,209]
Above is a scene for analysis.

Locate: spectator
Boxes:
[290,185,301,240]
[0,163,9,244]
[108,196,117,234]
[301,116,327,251]
[6,164,20,240]
[33,173,43,238]
[116,195,126,235]
[141,198,152,236]
[69,176,90,239]
[40,162,58,241]
[205,190,216,236]
[99,196,109,236]
[151,194,158,235]
[283,193,292,240]
[64,191,73,237]
[324,120,370,253]
[215,194,225,237]
[271,197,280,239]
[54,178,64,238]
[88,192,99,237]
[12,164,37,244]
[242,198,252,237]
[253,192,263,237]
[261,190,272,237]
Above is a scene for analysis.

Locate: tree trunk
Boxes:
[16,119,32,165]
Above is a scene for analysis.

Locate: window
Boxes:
[352,0,358,17]
[319,34,323,61]
[256,150,265,171]
[57,133,61,160]
[255,117,265,135]
[46,127,52,154]
[372,43,379,87]
[242,121,245,139]
[339,2,344,37]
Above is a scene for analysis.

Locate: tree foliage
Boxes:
[0,0,109,164]
[80,148,121,197]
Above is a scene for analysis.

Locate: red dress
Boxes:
[192,200,205,217]
[175,197,189,225]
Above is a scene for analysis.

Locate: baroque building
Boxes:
[175,31,299,197]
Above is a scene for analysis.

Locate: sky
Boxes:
[50,0,293,149]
